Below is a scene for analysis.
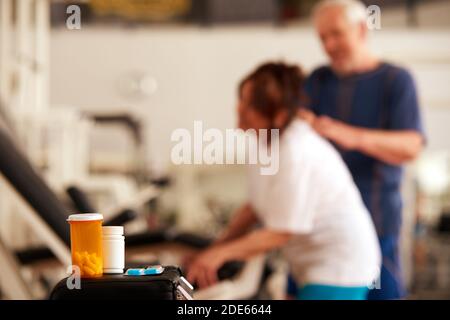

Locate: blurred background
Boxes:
[0,0,449,299]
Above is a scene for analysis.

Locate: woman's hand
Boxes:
[186,245,230,289]
[181,251,198,270]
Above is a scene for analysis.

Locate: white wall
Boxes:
[49,24,450,289]
[49,25,450,170]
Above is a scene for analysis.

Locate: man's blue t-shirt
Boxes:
[304,62,424,237]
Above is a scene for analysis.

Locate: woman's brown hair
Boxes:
[239,62,306,130]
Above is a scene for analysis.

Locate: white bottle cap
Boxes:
[67,213,103,222]
[102,226,124,235]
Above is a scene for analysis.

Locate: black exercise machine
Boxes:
[0,113,253,299]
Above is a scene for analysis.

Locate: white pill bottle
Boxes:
[102,226,125,274]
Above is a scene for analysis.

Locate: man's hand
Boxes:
[299,109,360,150]
[298,108,316,126]
[312,115,361,150]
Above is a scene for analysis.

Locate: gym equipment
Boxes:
[0,113,266,300]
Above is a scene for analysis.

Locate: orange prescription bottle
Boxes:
[67,213,104,278]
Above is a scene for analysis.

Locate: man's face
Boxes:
[314,6,365,74]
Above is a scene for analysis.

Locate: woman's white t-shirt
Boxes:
[248,119,381,287]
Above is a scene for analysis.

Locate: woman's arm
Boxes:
[182,203,258,270]
[214,203,259,245]
[220,228,292,260]
[187,228,292,288]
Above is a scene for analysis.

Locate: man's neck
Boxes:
[353,53,380,73]
[337,51,381,76]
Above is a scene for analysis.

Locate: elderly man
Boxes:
[301,0,425,300]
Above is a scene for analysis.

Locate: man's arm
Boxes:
[299,109,423,165]
[356,128,423,165]
[301,67,425,166]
